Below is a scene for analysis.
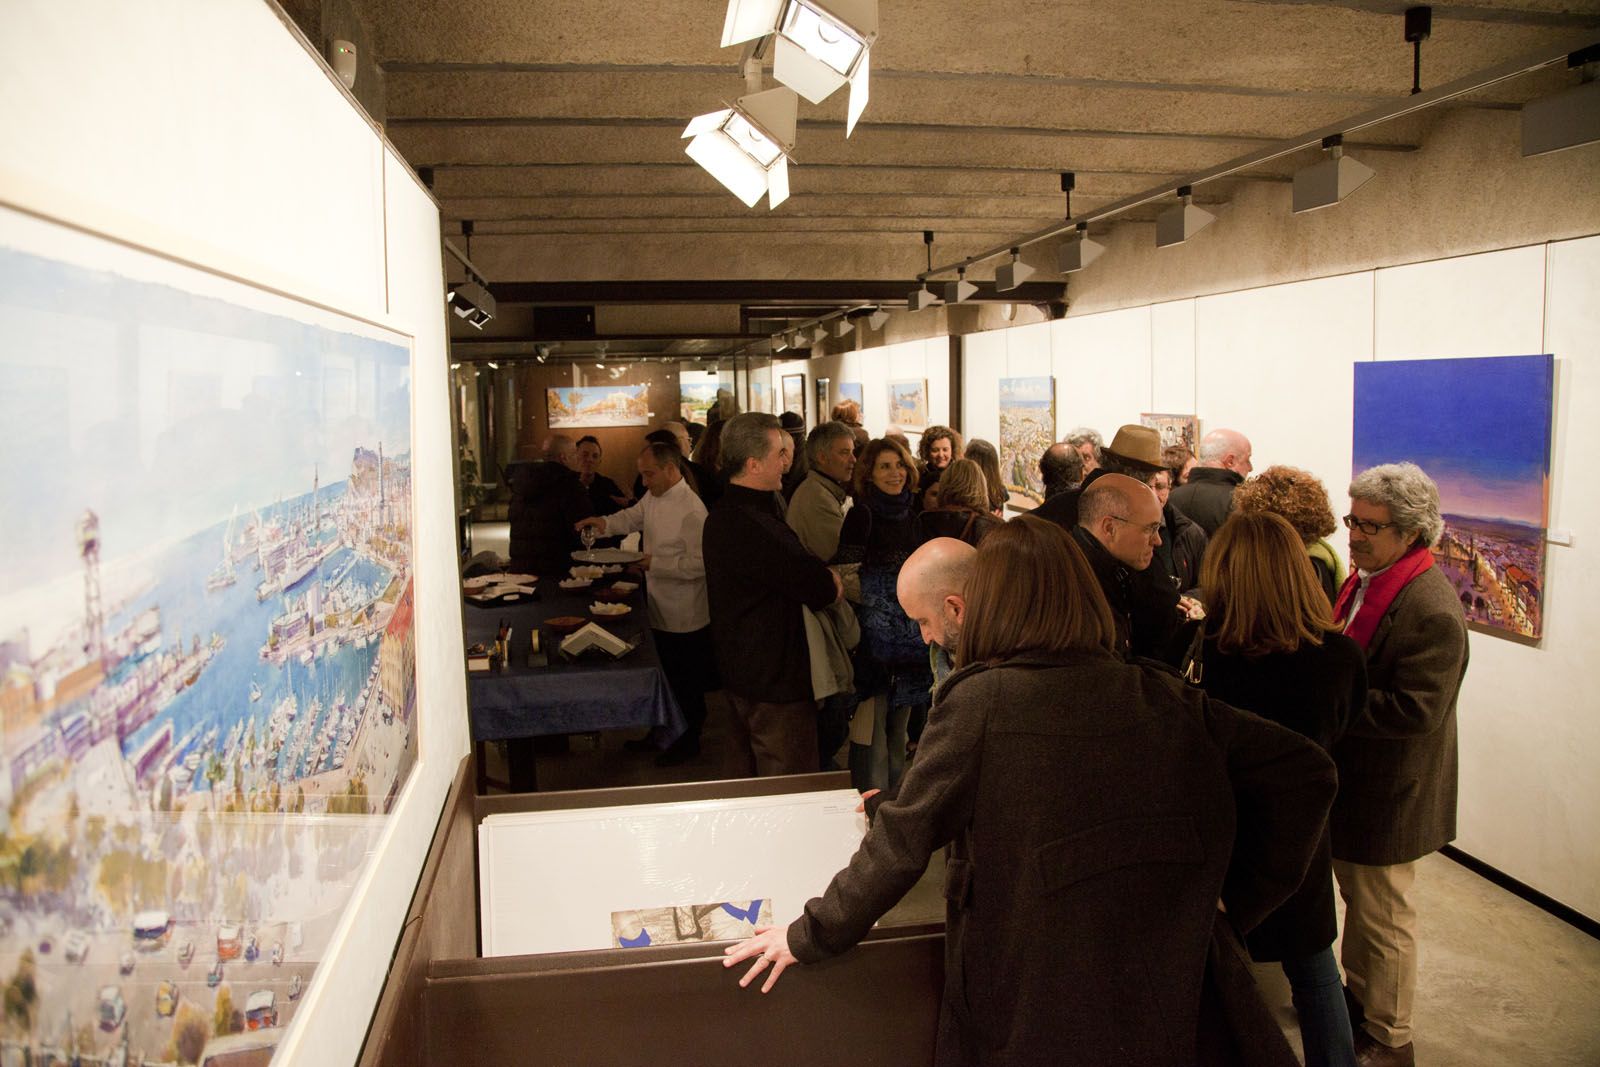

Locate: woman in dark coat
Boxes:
[1198,511,1367,1067]
[726,516,1337,1067]
[835,437,932,792]
[962,437,1007,516]
[914,459,1001,547]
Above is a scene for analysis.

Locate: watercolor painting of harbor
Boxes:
[0,210,416,1064]
[1354,354,1554,640]
[999,376,1055,510]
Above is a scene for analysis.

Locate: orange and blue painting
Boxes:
[1353,354,1553,639]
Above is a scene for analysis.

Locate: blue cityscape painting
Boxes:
[1353,354,1554,639]
[0,209,416,1062]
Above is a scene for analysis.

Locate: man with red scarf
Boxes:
[1330,462,1468,1067]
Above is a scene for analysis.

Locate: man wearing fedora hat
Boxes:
[1035,424,1168,529]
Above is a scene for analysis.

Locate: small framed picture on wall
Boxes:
[886,379,929,430]
[781,374,806,420]
[814,377,830,426]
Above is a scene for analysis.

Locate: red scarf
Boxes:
[1332,544,1435,650]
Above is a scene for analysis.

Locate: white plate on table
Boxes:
[572,549,646,564]
[588,602,632,617]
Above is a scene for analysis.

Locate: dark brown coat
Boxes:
[1331,564,1468,866]
[787,650,1336,1067]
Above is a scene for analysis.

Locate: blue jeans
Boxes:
[1281,945,1357,1067]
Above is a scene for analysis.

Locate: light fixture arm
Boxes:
[742,51,765,94]
[1060,171,1075,220]
[924,229,935,275]
[1405,7,1432,96]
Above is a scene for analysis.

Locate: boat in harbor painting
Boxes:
[0,207,416,1063]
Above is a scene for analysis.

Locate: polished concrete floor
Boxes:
[482,688,1600,1065]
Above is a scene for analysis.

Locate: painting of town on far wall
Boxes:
[1353,354,1554,640]
[0,207,417,1064]
[546,385,649,429]
[999,377,1055,510]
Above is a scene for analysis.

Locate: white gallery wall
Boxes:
[1,3,469,1065]
[772,336,953,448]
[962,235,1600,921]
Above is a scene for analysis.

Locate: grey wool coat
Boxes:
[787,649,1337,1067]
[1331,564,1469,867]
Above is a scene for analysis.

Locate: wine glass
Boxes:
[580,523,598,558]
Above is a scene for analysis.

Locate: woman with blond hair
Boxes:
[1198,510,1367,1067]
[914,459,1001,546]
[726,516,1337,1066]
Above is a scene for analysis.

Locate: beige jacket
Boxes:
[787,469,858,699]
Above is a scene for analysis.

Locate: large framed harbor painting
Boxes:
[0,205,417,1063]
[1353,354,1554,640]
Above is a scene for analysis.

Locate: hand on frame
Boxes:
[723,925,799,993]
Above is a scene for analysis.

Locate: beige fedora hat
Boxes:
[1103,424,1166,472]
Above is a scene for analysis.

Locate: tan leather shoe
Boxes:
[1354,1029,1416,1067]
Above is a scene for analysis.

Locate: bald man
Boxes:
[897,538,977,689]
[1169,427,1253,536]
[1075,475,1187,662]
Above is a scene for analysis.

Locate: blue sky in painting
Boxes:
[999,376,1053,406]
[0,244,410,598]
[1353,355,1552,525]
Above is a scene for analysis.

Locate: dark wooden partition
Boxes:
[359,764,946,1066]
[424,926,944,1067]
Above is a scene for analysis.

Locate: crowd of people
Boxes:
[504,400,1469,1067]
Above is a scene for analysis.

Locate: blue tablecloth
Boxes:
[464,575,685,744]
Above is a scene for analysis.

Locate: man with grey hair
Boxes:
[1169,427,1253,536]
[508,433,592,574]
[1328,462,1467,1067]
[787,420,861,770]
[705,413,844,777]
[1063,427,1104,478]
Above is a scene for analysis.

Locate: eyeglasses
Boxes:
[1342,514,1400,536]
[1110,515,1163,540]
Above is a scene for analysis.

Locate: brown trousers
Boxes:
[724,693,819,778]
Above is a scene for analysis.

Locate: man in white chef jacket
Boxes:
[576,441,714,765]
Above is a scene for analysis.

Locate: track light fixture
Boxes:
[683,68,798,209]
[772,332,790,352]
[808,324,829,344]
[446,220,496,329]
[908,230,942,310]
[1522,45,1600,157]
[721,0,877,135]
[943,263,978,304]
[1058,223,1105,274]
[1293,134,1376,213]
[535,344,551,364]
[994,247,1035,291]
[830,316,854,338]
[1054,174,1105,274]
[1156,186,1215,248]
[867,307,890,330]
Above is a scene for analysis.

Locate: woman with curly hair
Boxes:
[962,438,1008,516]
[1232,465,1343,604]
[914,425,962,508]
